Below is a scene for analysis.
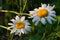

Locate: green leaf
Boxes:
[57,16,60,21]
[56,32,60,37]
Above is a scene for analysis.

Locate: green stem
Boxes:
[41,32,46,40]
[0,10,32,16]
[20,13,32,16]
[20,0,22,13]
[0,10,19,14]
[0,25,11,31]
[8,34,14,40]
[19,36,21,40]
[23,0,27,11]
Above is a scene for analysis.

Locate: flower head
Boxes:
[29,3,56,26]
[8,16,31,35]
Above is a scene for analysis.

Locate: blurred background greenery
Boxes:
[0,0,60,40]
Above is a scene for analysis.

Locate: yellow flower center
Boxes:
[37,9,48,18]
[16,21,25,29]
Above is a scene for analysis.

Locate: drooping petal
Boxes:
[50,11,56,14]
[32,18,36,22]
[35,20,40,26]
[46,17,52,24]
[32,16,40,22]
[49,16,56,21]
[41,18,46,25]
[24,20,30,25]
[25,26,31,32]
[49,13,56,17]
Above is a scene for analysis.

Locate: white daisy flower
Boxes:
[29,3,56,26]
[8,16,31,35]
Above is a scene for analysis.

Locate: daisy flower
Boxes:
[8,16,31,35]
[29,3,56,26]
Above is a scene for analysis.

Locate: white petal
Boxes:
[41,3,47,8]
[17,29,21,32]
[24,20,30,25]
[8,27,12,29]
[49,13,56,17]
[41,18,46,25]
[47,4,55,11]
[25,26,31,31]
[26,22,30,25]
[50,11,56,14]
[47,4,50,8]
[49,16,56,21]
[10,25,15,28]
[35,20,40,26]
[50,5,55,10]
[29,11,35,14]
[11,19,16,23]
[46,17,52,24]
[34,8,38,11]
[32,18,36,22]
[20,16,25,21]
[8,23,14,25]
[28,11,37,18]
[10,30,14,34]
[15,29,20,35]
[28,16,34,18]
[10,28,16,34]
[47,4,51,10]
[28,14,36,18]
[29,10,37,18]
[32,17,40,22]
[23,29,27,34]
[15,16,20,21]
[15,32,18,35]
[21,29,25,34]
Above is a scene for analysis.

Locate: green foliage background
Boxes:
[0,0,60,40]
